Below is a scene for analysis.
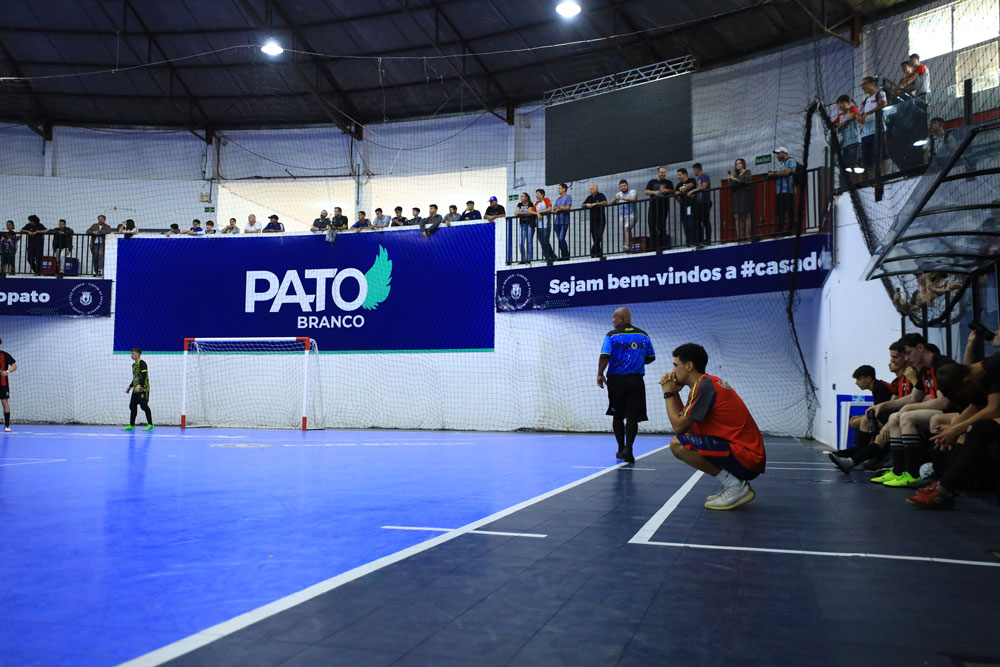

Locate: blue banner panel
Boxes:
[0,278,111,317]
[496,234,833,312]
[114,227,495,352]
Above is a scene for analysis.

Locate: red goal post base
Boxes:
[180,337,314,431]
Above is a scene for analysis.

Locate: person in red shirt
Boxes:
[659,342,766,510]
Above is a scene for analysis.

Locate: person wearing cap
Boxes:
[263,214,285,233]
[460,201,482,221]
[766,147,796,233]
[484,196,506,223]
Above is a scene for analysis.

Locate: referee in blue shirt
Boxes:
[597,307,655,464]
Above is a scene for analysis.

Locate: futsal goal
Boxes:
[180,337,324,430]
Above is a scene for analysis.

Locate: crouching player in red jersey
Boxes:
[659,343,767,510]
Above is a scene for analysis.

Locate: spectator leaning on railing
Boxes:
[21,215,46,276]
[352,211,372,232]
[675,168,696,246]
[245,214,262,234]
[857,76,888,179]
[460,201,482,221]
[186,219,205,236]
[444,205,462,225]
[221,218,241,234]
[582,184,608,258]
[311,210,331,233]
[262,214,284,233]
[644,166,673,251]
[391,206,408,227]
[534,189,555,262]
[205,221,216,234]
[515,192,536,264]
[117,218,138,239]
[483,196,505,223]
[420,204,445,238]
[87,214,112,276]
[372,208,392,228]
[50,219,74,278]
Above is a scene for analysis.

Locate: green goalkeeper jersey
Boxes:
[130,359,150,394]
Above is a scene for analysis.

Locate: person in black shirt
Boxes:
[582,184,608,258]
[483,196,506,223]
[124,347,153,431]
[311,210,332,232]
[0,338,16,432]
[330,207,349,232]
[391,206,408,227]
[50,219,74,278]
[829,365,895,473]
[644,167,674,251]
[21,215,46,275]
[675,169,698,246]
[908,356,1000,509]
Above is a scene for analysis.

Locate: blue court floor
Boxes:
[4,426,1000,666]
[1,425,664,666]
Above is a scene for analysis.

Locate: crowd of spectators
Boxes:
[831,327,1000,511]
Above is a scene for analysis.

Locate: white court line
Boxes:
[639,541,1000,568]
[571,465,656,471]
[0,458,66,467]
[119,444,671,667]
[629,470,1000,569]
[381,526,548,539]
[629,471,704,543]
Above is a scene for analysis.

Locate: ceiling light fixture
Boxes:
[261,40,284,56]
[556,1,581,18]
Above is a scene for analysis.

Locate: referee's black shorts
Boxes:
[605,373,648,422]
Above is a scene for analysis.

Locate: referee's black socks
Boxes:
[3,411,8,428]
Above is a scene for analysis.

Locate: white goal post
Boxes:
[180,337,321,430]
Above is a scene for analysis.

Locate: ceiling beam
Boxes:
[0,35,53,139]
[236,0,364,139]
[91,0,214,135]
[398,0,510,124]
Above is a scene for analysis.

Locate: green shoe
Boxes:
[870,470,899,483]
[143,424,154,431]
[122,425,135,431]
[883,472,920,487]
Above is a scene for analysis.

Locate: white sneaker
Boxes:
[705,484,726,502]
[704,481,755,510]
[4,427,11,432]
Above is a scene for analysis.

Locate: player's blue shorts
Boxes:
[677,433,759,481]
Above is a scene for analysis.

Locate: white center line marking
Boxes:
[0,458,67,467]
[381,526,547,539]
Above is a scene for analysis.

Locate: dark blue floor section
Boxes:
[0,425,660,666]
[161,438,1000,667]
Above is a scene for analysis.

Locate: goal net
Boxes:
[180,337,324,430]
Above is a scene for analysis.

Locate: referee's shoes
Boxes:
[616,447,636,464]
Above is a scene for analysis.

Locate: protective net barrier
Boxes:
[1,0,997,432]
[181,338,325,430]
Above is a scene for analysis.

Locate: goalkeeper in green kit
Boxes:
[123,347,154,431]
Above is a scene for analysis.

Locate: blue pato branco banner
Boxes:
[0,278,111,317]
[114,226,495,352]
[496,234,833,312]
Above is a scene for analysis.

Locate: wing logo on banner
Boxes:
[362,245,392,311]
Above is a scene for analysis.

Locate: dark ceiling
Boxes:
[0,0,915,137]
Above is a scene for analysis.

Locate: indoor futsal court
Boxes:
[3,0,1000,665]
[4,428,1000,665]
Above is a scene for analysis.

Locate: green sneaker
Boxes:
[870,470,899,483]
[143,424,154,431]
[122,425,135,431]
[883,472,920,487]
